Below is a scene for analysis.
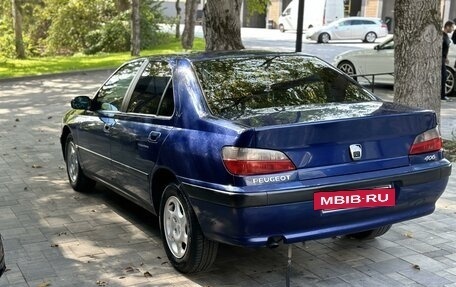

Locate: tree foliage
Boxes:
[0,0,165,57]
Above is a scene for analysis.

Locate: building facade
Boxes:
[267,0,456,32]
[160,0,456,30]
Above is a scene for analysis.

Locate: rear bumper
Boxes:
[183,162,451,247]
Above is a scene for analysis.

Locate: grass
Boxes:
[0,38,205,79]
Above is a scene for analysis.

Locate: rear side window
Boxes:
[127,61,174,116]
[362,20,376,25]
[193,55,375,120]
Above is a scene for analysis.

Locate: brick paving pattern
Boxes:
[0,71,455,286]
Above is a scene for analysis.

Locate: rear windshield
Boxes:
[193,55,376,119]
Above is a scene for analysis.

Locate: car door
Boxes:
[109,60,175,203]
[332,20,352,39]
[76,60,145,182]
[362,38,395,84]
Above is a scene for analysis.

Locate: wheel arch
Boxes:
[60,126,72,160]
[151,168,178,215]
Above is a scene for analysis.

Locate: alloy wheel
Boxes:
[66,141,79,183]
[163,195,188,259]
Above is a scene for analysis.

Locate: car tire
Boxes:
[279,24,285,33]
[318,33,330,43]
[347,224,392,240]
[65,134,96,192]
[337,61,357,81]
[159,183,218,273]
[364,32,377,43]
[445,66,455,96]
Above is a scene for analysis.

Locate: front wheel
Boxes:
[337,61,357,81]
[159,184,218,273]
[318,32,330,43]
[65,134,95,192]
[347,224,392,240]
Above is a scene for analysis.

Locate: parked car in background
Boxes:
[307,16,389,43]
[61,51,451,274]
[0,235,5,277]
[278,0,344,32]
[333,36,456,96]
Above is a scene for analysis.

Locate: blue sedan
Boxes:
[60,51,451,273]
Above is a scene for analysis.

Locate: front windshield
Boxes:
[193,55,376,120]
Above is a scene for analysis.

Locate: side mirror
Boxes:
[71,96,91,110]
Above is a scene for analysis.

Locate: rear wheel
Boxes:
[347,224,392,240]
[364,32,377,43]
[65,134,95,192]
[445,66,455,96]
[318,33,330,43]
[159,184,218,273]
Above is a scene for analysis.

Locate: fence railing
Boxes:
[348,72,394,92]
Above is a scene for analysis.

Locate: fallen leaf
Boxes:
[125,266,138,273]
[51,244,59,248]
[144,271,152,278]
[48,116,53,119]
[91,209,97,212]
[119,276,125,279]
[15,118,20,122]
[32,164,43,168]
[412,264,421,270]
[161,261,168,265]
[24,187,28,190]
[140,262,144,266]
[37,283,51,287]
[96,281,107,286]
[403,232,413,238]
[57,232,67,236]
[156,256,161,259]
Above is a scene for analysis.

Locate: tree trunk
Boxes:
[204,0,244,51]
[175,0,181,39]
[11,0,25,59]
[182,0,198,49]
[131,0,140,56]
[393,0,441,119]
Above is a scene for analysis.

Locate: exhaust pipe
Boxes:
[267,236,283,248]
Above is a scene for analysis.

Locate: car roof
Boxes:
[335,16,381,22]
[134,50,318,63]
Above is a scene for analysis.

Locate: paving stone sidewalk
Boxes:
[0,71,456,287]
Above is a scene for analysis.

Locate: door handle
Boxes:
[148,131,161,142]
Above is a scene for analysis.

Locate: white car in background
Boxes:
[333,36,456,96]
[307,17,389,43]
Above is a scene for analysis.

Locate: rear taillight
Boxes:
[409,127,442,155]
[381,23,387,28]
[222,147,296,176]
